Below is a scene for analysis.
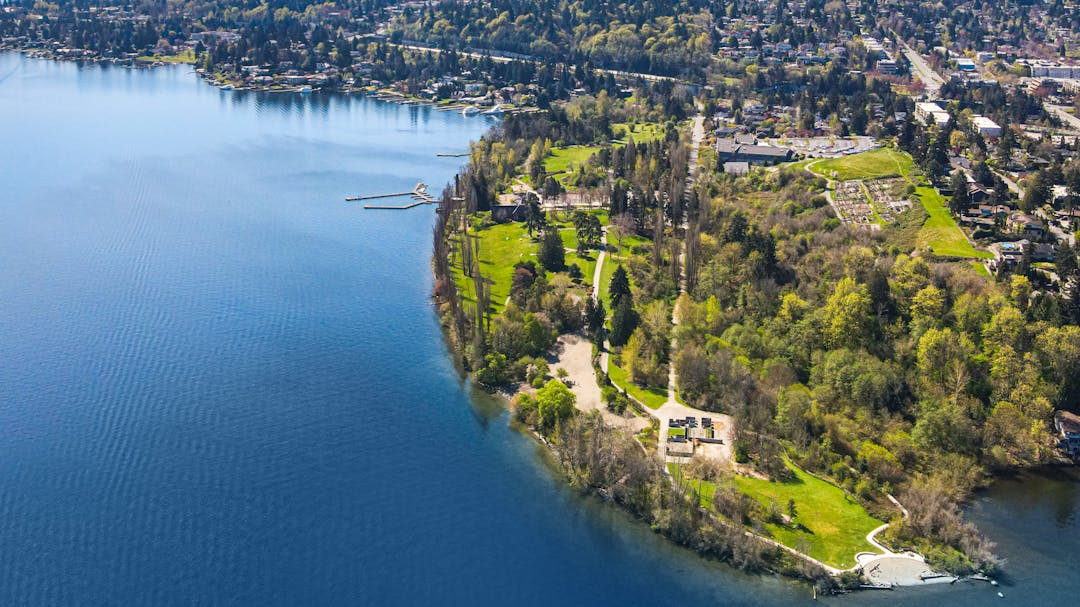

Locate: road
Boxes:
[1047,104,1080,131]
[895,37,944,97]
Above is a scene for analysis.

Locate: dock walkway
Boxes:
[345,182,436,209]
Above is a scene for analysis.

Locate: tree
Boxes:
[916,328,975,399]
[524,193,547,236]
[538,228,565,271]
[523,313,554,355]
[609,265,631,308]
[584,297,606,339]
[572,210,602,254]
[949,170,970,214]
[1020,169,1052,213]
[996,126,1016,166]
[609,296,638,347]
[1056,240,1077,279]
[536,379,576,433]
[820,277,872,350]
[1066,162,1080,198]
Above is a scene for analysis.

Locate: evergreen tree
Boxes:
[949,170,970,214]
[538,228,565,271]
[524,193,547,236]
[609,265,631,309]
[609,297,638,347]
[584,297,606,341]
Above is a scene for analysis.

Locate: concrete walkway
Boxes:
[592,227,611,374]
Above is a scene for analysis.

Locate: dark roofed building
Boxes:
[716,138,793,165]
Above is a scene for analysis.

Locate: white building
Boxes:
[972,115,1002,137]
[876,59,898,74]
[915,102,950,127]
[1030,63,1080,79]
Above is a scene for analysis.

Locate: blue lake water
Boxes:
[0,52,1076,605]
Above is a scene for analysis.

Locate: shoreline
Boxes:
[0,47,535,115]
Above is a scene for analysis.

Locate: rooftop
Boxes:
[1057,410,1080,436]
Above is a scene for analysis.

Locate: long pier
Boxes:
[346,182,436,209]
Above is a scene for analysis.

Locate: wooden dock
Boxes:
[344,191,414,201]
[346,182,436,209]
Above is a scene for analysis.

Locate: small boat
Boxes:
[299,86,313,94]
[219,84,233,91]
[461,106,479,115]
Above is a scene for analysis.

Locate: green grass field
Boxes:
[451,215,607,315]
[914,186,992,259]
[544,145,601,175]
[672,461,882,569]
[613,122,666,144]
[608,363,668,409]
[810,147,913,181]
[137,49,196,64]
[597,233,651,312]
[451,221,537,314]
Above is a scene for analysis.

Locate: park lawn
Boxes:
[915,186,992,259]
[553,222,602,280]
[598,233,652,312]
[137,49,196,64]
[451,221,537,314]
[544,145,601,175]
[608,363,668,409]
[566,250,598,284]
[671,461,881,568]
[613,122,666,144]
[734,462,882,568]
[811,147,914,181]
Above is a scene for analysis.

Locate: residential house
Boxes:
[1054,410,1080,459]
[1007,212,1045,239]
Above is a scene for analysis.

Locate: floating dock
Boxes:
[346,183,436,209]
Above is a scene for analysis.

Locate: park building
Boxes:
[715,138,793,165]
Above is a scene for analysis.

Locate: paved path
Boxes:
[653,110,736,464]
[593,227,612,374]
[805,158,844,221]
